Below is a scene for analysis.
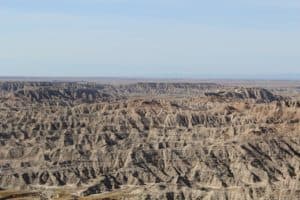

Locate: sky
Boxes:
[0,0,300,78]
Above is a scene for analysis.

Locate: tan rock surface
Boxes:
[0,82,299,199]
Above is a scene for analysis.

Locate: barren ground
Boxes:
[0,81,299,200]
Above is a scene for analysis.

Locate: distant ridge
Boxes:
[0,74,300,82]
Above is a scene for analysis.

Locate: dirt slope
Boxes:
[0,82,299,200]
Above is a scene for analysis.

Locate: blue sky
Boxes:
[0,0,299,78]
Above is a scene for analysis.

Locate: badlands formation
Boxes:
[0,81,299,200]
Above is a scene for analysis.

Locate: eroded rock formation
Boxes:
[0,82,299,200]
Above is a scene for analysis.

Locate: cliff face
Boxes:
[0,82,299,200]
[205,87,284,102]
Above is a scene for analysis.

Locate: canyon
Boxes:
[0,81,299,200]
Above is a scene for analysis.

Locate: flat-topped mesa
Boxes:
[0,82,222,101]
[125,82,221,89]
[0,82,71,92]
[14,88,118,103]
[205,87,284,102]
[0,82,122,103]
[118,82,221,95]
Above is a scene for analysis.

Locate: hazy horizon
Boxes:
[1,74,300,81]
[1,0,299,78]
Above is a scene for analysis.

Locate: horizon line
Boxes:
[0,75,299,82]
